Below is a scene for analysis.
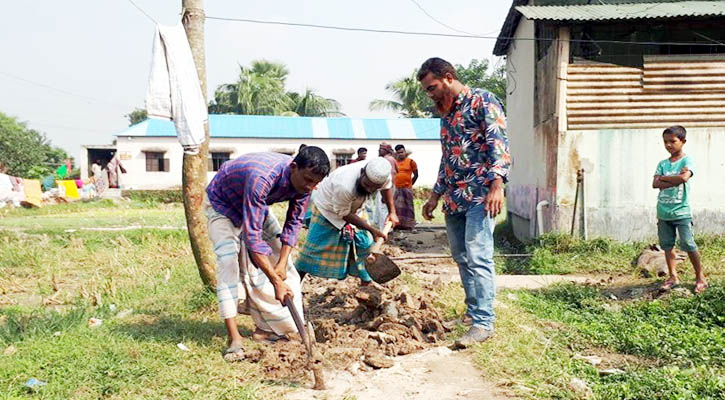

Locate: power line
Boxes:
[125,0,157,24]
[0,71,131,109]
[204,15,724,47]
[407,0,476,36]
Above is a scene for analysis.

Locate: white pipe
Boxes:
[536,200,550,238]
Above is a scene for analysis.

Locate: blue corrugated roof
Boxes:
[116,115,441,140]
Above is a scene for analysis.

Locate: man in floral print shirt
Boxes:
[419,57,511,347]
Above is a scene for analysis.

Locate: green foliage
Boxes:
[0,112,69,177]
[25,165,52,180]
[369,70,435,118]
[370,58,507,118]
[516,282,725,399]
[209,60,342,117]
[454,59,507,107]
[125,108,148,126]
[121,190,184,204]
[287,88,343,117]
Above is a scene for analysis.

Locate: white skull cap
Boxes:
[364,157,391,185]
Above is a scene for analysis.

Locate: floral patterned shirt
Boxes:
[433,87,511,215]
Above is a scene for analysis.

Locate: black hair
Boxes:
[663,125,686,141]
[293,145,330,176]
[417,57,458,81]
[395,144,405,151]
[298,143,307,151]
[357,147,367,155]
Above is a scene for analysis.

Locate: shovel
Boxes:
[283,295,312,357]
[365,221,401,284]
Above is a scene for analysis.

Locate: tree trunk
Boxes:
[181,0,216,290]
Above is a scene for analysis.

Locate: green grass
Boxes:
[471,283,725,400]
[0,202,292,399]
[493,229,725,276]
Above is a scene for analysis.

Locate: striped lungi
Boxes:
[394,187,416,229]
[296,205,374,281]
[206,200,303,336]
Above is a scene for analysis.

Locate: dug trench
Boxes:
[238,230,456,387]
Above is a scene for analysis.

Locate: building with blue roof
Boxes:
[81,114,442,190]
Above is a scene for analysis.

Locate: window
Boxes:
[333,152,353,168]
[209,152,231,172]
[145,151,169,172]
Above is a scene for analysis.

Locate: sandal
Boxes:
[661,278,680,290]
[223,344,245,362]
[694,281,708,295]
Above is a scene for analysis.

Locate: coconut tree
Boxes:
[369,71,434,118]
[209,60,293,115]
[287,89,344,117]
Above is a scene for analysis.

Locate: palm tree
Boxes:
[369,71,434,118]
[287,89,344,117]
[209,60,293,115]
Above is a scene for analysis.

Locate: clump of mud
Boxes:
[244,276,450,385]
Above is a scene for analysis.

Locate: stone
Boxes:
[599,368,625,376]
[382,301,399,319]
[369,331,397,344]
[573,354,602,366]
[363,354,394,369]
[568,378,593,399]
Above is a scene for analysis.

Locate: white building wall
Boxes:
[558,127,725,240]
[504,18,549,238]
[113,136,442,190]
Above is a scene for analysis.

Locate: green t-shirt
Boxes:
[655,155,695,220]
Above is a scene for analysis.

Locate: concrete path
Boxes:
[284,347,508,400]
[496,274,591,290]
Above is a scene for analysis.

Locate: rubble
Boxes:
[242,274,450,383]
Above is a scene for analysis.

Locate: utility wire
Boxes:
[204,15,724,47]
[407,0,476,36]
[0,71,130,109]
[125,0,157,24]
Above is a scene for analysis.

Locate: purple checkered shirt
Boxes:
[206,152,309,256]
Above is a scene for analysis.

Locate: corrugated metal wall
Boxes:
[566,55,725,130]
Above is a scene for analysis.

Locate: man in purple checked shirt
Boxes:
[205,146,330,361]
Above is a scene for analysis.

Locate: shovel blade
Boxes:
[365,253,401,284]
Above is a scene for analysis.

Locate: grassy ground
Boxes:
[0,201,280,399]
[2,200,724,399]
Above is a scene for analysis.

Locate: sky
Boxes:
[0,0,511,160]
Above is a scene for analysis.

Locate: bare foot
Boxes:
[694,279,708,295]
[661,277,680,290]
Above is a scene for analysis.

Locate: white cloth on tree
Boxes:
[145,23,207,154]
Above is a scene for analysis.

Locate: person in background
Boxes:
[393,144,419,230]
[372,142,398,229]
[107,152,127,189]
[352,147,367,163]
[91,159,108,194]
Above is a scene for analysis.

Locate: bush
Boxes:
[122,190,183,204]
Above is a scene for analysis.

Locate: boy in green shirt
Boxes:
[652,125,707,294]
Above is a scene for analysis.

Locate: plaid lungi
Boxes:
[296,205,374,281]
[394,187,416,229]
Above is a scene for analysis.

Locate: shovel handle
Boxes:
[370,221,393,254]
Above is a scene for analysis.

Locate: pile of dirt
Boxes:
[244,276,450,384]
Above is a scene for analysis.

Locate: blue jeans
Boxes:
[445,204,496,330]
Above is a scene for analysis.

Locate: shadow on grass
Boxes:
[112,314,243,347]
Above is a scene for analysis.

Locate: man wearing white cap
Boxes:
[296,157,399,284]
